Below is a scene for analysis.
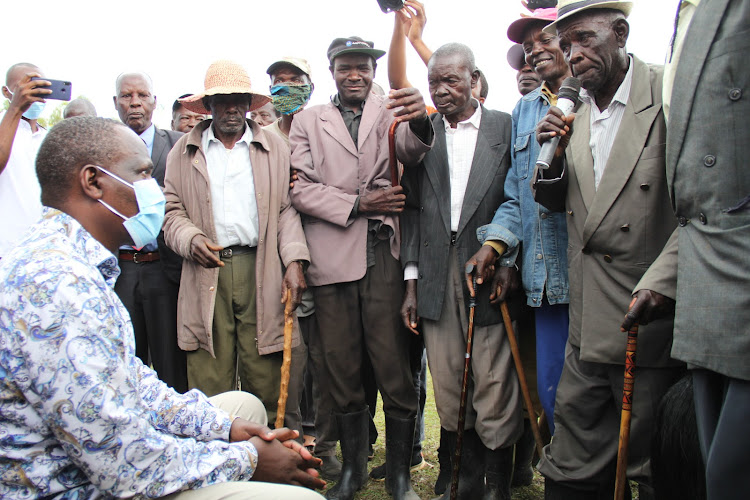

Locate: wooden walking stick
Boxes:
[614,297,640,500]
[388,119,401,186]
[275,288,295,429]
[500,301,545,458]
[450,268,478,500]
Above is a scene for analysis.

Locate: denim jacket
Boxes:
[476,87,569,307]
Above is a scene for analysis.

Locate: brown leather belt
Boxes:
[119,250,160,263]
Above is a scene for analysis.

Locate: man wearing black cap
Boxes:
[290,36,433,500]
[507,44,542,96]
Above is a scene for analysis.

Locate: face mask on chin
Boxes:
[95,166,165,249]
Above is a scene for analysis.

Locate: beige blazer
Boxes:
[289,94,432,286]
[163,119,310,357]
[534,56,679,367]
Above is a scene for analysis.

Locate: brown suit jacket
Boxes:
[534,56,679,367]
[163,119,309,356]
[289,94,433,286]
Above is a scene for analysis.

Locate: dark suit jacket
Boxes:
[153,127,184,285]
[401,107,511,326]
[667,0,750,380]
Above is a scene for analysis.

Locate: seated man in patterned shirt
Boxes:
[0,116,326,500]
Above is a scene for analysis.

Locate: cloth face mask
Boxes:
[96,166,166,249]
[270,83,312,115]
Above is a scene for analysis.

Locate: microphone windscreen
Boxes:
[558,77,582,103]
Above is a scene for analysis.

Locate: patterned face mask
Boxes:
[270,83,313,115]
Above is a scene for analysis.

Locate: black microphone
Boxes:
[536,77,581,170]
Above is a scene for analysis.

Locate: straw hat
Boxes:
[544,0,632,33]
[180,60,271,115]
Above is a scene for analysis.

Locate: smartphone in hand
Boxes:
[30,77,72,101]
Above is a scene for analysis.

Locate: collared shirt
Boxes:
[580,55,634,189]
[663,0,701,122]
[202,123,259,248]
[0,116,45,257]
[333,93,364,148]
[140,122,156,156]
[444,99,482,232]
[0,208,258,499]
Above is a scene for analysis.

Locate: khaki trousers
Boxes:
[421,249,523,450]
[160,391,323,500]
[186,251,283,424]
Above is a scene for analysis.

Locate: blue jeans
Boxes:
[534,300,569,433]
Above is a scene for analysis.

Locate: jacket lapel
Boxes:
[456,109,506,237]
[357,95,382,151]
[320,103,358,158]
[583,57,660,244]
[424,114,451,235]
[666,0,727,191]
[569,101,595,211]
[151,127,168,181]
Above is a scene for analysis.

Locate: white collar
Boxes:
[202,121,253,151]
[442,99,482,131]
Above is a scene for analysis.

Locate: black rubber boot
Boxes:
[384,415,420,500]
[433,429,485,500]
[434,427,453,495]
[483,445,514,500]
[512,418,535,487]
[325,408,369,500]
[318,454,342,481]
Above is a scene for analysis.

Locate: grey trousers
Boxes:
[421,249,523,450]
[538,341,681,489]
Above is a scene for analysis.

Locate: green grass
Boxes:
[322,370,545,499]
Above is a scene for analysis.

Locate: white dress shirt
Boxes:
[202,123,259,248]
[404,101,482,281]
[0,116,46,257]
[580,55,634,189]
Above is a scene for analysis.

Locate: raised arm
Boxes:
[388,7,414,90]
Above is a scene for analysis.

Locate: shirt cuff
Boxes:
[404,262,419,280]
[483,240,506,257]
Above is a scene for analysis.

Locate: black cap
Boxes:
[507,44,527,71]
[327,36,386,64]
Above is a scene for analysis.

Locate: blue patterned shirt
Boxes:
[0,208,258,499]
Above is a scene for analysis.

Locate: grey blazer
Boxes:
[534,57,679,368]
[401,107,511,326]
[666,0,750,380]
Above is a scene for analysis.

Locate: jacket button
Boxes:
[699,213,707,225]
[567,210,574,216]
[703,155,716,167]
[536,253,543,260]
[424,241,429,247]
[640,183,650,191]
[620,224,630,232]
[604,254,613,263]
[678,216,688,226]
[209,286,215,291]
[419,273,423,279]
[582,247,591,255]
[420,206,424,212]
[729,88,742,101]
[540,213,548,219]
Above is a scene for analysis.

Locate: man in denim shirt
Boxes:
[467,7,571,433]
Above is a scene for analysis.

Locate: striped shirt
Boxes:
[580,55,634,189]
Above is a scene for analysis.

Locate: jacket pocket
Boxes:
[514,132,532,179]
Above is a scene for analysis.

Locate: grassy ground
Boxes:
[322,371,545,500]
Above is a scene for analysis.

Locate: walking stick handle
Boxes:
[500,301,545,458]
[388,119,401,187]
[614,322,639,500]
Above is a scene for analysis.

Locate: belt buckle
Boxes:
[221,248,232,258]
[132,252,141,264]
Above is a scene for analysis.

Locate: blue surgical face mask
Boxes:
[6,88,45,120]
[96,166,165,249]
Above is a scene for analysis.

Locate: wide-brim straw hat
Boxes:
[180,60,271,115]
[544,0,633,34]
